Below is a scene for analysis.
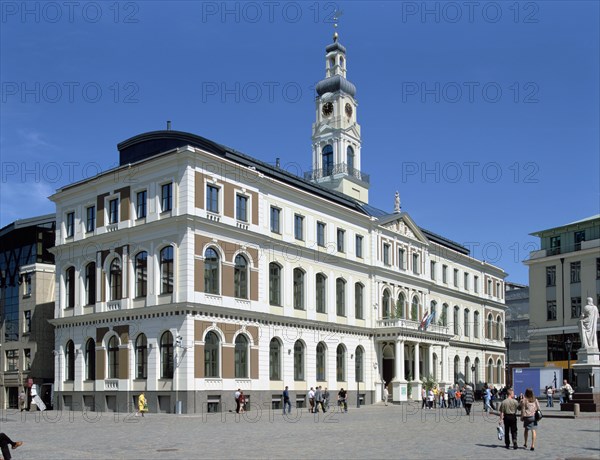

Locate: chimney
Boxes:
[167,120,172,130]
[275,158,281,168]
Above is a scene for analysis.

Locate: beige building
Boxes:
[525,215,600,381]
[48,34,507,413]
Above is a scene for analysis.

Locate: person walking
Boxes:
[282,386,291,415]
[383,386,389,406]
[315,386,324,413]
[323,387,330,411]
[427,388,434,409]
[234,388,241,413]
[484,385,493,413]
[421,387,427,409]
[560,380,574,405]
[520,388,541,451]
[239,391,246,413]
[462,385,475,415]
[447,387,455,408]
[137,392,147,417]
[308,387,315,413]
[499,388,520,450]
[18,391,26,412]
[546,386,553,407]
[0,433,23,460]
[338,388,347,413]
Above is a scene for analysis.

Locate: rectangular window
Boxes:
[161,182,173,212]
[487,279,492,294]
[23,310,32,333]
[355,235,363,258]
[337,229,345,253]
[546,300,557,320]
[23,349,31,370]
[206,185,219,213]
[549,236,561,255]
[570,262,581,283]
[398,249,405,270]
[86,206,95,232]
[546,266,556,286]
[383,243,390,265]
[23,274,32,297]
[109,198,119,224]
[5,350,18,371]
[464,272,469,290]
[294,214,304,240]
[270,206,281,233]
[574,230,585,251]
[430,261,436,281]
[453,269,459,287]
[412,253,420,275]
[317,222,326,247]
[236,194,248,222]
[474,276,479,293]
[571,296,582,318]
[136,190,147,219]
[66,212,74,237]
[442,265,448,283]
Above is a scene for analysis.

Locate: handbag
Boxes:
[497,424,504,440]
[534,409,543,421]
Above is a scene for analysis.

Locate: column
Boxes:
[395,340,405,381]
[428,344,434,379]
[413,343,420,381]
[440,346,447,382]
[375,342,382,381]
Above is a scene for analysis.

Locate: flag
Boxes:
[419,311,430,329]
[424,310,436,330]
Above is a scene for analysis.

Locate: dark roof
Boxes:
[315,75,356,97]
[117,130,469,255]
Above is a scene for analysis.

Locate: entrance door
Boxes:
[382,344,394,387]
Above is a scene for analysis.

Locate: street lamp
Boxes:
[471,364,476,387]
[503,335,512,388]
[565,337,573,383]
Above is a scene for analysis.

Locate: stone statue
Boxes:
[394,191,401,213]
[579,297,599,350]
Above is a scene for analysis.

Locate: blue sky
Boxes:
[1,1,598,284]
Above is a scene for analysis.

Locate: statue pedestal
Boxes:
[574,348,600,393]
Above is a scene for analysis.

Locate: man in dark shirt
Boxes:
[338,388,347,413]
[282,386,291,415]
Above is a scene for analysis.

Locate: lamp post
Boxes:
[503,335,512,388]
[471,364,476,388]
[565,337,573,383]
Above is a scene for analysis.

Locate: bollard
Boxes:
[574,403,580,417]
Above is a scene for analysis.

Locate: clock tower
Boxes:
[307,31,369,204]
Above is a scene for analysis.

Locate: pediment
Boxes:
[379,212,429,244]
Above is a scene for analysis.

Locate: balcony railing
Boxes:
[106,300,122,311]
[105,379,119,390]
[529,238,599,259]
[376,318,450,335]
[304,163,370,184]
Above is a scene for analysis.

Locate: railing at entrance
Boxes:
[376,318,450,335]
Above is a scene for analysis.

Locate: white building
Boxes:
[49,33,507,413]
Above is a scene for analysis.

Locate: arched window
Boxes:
[85,263,96,305]
[496,315,502,341]
[411,296,419,321]
[382,289,391,319]
[135,252,148,298]
[135,334,148,379]
[293,268,305,310]
[453,355,460,384]
[336,344,346,382]
[453,306,460,335]
[316,342,326,381]
[316,273,327,313]
[204,248,220,295]
[430,301,437,324]
[487,358,494,384]
[347,146,355,172]
[107,336,119,379]
[85,338,95,380]
[336,278,346,316]
[160,246,174,294]
[160,331,174,379]
[497,359,503,385]
[464,309,470,337]
[235,334,249,378]
[234,254,248,299]
[355,346,364,382]
[322,145,333,176]
[441,303,449,326]
[397,293,406,319]
[487,314,493,339]
[474,311,480,338]
[269,263,282,306]
[109,259,122,301]
[204,331,220,378]
[65,266,75,308]
[294,340,304,381]
[464,357,471,384]
[355,283,364,319]
[66,340,75,381]
[269,338,281,381]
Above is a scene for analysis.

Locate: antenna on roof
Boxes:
[167,120,172,130]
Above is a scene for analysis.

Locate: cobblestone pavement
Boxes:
[0,402,598,459]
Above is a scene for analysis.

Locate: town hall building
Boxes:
[49,32,507,413]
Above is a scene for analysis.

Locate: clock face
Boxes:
[322,102,333,117]
[345,103,353,117]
